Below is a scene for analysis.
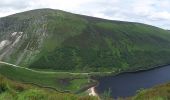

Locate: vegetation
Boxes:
[0,9,170,72]
[1,8,170,100]
[100,88,112,100]
[0,75,98,100]
[130,82,170,100]
[0,64,93,93]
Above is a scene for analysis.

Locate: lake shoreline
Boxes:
[92,63,170,78]
[89,63,170,98]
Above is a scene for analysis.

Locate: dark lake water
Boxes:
[96,65,170,98]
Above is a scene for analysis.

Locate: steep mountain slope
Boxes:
[0,8,170,72]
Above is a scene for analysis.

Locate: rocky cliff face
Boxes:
[0,10,48,66]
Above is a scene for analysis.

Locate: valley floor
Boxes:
[0,75,98,100]
[1,60,170,100]
[0,61,92,93]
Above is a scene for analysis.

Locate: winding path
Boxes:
[0,61,89,75]
[0,61,113,75]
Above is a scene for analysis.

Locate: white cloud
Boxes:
[132,0,155,16]
[149,11,170,20]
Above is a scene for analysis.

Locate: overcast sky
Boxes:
[0,0,170,29]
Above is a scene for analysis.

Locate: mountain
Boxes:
[0,8,170,72]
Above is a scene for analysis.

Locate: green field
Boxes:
[0,75,97,100]
[0,63,92,93]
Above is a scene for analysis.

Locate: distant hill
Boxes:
[0,8,170,72]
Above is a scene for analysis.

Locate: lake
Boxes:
[95,65,170,98]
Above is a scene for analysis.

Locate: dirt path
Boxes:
[0,61,113,75]
[0,61,89,75]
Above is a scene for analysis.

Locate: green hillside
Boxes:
[130,82,170,100]
[0,8,170,72]
[0,75,97,100]
[0,62,94,93]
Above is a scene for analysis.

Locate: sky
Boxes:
[0,0,170,29]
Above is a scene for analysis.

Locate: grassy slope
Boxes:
[130,82,170,100]
[28,9,170,72]
[0,63,93,93]
[0,75,98,100]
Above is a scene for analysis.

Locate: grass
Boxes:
[0,75,98,100]
[129,82,170,100]
[0,64,92,93]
